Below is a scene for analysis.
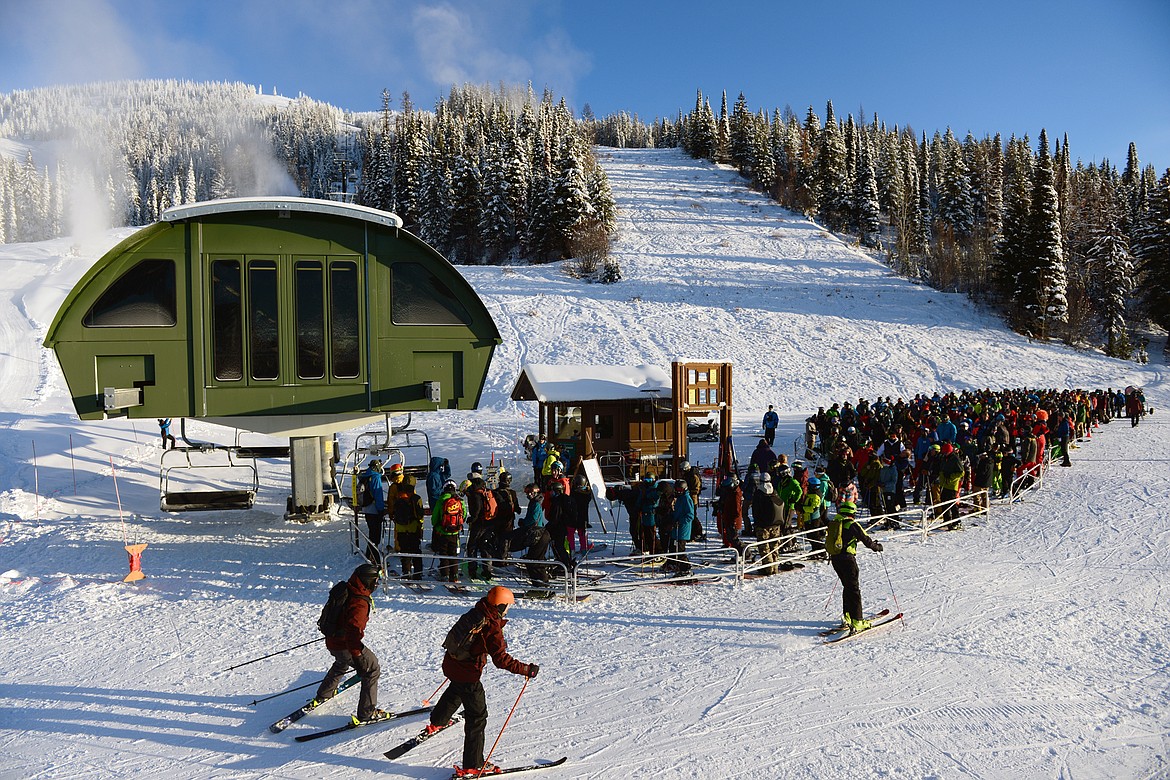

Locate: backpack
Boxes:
[825,518,846,556]
[441,495,464,532]
[493,488,514,520]
[477,486,497,523]
[316,581,350,637]
[356,474,374,509]
[441,608,489,661]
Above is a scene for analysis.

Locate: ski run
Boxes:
[0,147,1167,779]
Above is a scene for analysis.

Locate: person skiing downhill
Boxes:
[314,563,388,724]
[427,586,540,777]
[826,501,884,633]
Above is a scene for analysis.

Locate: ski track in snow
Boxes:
[0,147,1167,779]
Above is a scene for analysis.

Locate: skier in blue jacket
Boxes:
[761,405,779,446]
[359,460,387,565]
[664,480,694,574]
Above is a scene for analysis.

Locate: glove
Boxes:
[873,542,884,553]
[525,663,540,679]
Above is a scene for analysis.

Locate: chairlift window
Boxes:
[330,261,360,378]
[391,262,471,325]
[211,259,243,381]
[83,259,176,328]
[249,260,279,381]
[295,261,325,379]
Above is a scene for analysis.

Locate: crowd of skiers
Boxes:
[354,436,616,590]
[732,386,1147,548]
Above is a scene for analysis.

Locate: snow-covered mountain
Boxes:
[0,147,1166,780]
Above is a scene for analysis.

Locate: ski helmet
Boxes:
[680,460,690,471]
[486,585,515,615]
[354,563,381,590]
[498,471,512,487]
[573,475,589,491]
[807,476,821,490]
[442,479,458,493]
[836,501,857,516]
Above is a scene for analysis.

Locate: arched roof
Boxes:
[160,196,404,228]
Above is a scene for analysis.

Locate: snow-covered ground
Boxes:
[0,147,1166,780]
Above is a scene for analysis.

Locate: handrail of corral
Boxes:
[572,548,738,595]
[381,552,573,600]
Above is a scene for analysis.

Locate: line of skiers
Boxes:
[314,564,538,777]
[730,385,1144,565]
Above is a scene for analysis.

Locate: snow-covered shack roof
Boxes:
[510,364,672,404]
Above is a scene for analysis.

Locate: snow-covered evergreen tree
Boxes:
[1088,185,1134,357]
[815,101,848,229]
[937,129,974,239]
[996,135,1034,314]
[1028,130,1068,338]
[1134,167,1170,331]
[854,131,881,247]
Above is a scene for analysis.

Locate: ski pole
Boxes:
[423,678,448,705]
[478,677,529,778]
[878,549,905,628]
[222,637,325,672]
[249,678,325,705]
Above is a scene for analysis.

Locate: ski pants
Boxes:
[755,524,783,575]
[396,529,423,579]
[363,512,385,565]
[431,679,489,770]
[433,534,460,581]
[830,553,863,622]
[318,646,381,720]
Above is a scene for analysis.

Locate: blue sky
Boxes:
[3,0,1168,170]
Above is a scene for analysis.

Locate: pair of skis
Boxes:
[268,675,432,741]
[383,715,567,778]
[819,608,903,644]
[275,690,566,777]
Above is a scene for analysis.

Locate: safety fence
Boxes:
[361,450,1055,602]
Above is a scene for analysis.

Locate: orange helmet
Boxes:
[486,585,515,614]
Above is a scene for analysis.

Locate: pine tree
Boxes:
[1135,168,1170,331]
[937,129,974,239]
[855,131,881,247]
[729,92,754,175]
[448,138,482,263]
[1028,130,1068,338]
[996,136,1034,316]
[752,109,775,193]
[1089,185,1134,357]
[815,101,848,229]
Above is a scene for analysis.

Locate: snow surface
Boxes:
[0,147,1167,780]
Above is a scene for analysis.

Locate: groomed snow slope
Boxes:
[0,147,1166,780]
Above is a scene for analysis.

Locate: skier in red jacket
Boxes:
[427,586,539,777]
[314,563,386,724]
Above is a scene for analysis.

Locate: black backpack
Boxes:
[441,608,488,661]
[356,474,375,509]
[317,581,350,637]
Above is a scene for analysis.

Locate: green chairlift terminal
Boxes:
[44,197,500,519]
